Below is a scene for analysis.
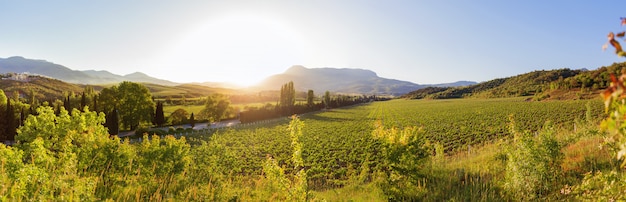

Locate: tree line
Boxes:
[0,80,386,141]
[239,81,383,123]
[0,81,232,142]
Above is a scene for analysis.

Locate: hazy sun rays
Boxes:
[159,14,310,86]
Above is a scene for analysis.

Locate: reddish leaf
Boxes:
[610,39,623,53]
[603,86,615,101]
[618,32,626,38]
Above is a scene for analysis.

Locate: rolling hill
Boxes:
[400,62,626,100]
[0,73,84,101]
[0,73,236,103]
[254,65,475,96]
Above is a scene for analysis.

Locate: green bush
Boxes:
[371,121,432,200]
[504,121,563,200]
[0,106,224,201]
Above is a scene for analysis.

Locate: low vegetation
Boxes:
[2,94,621,200]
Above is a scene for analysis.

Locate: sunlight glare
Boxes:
[163,13,309,86]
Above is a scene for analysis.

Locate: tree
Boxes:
[0,99,17,141]
[19,108,25,126]
[64,95,71,111]
[0,89,6,107]
[199,94,230,122]
[12,90,19,101]
[93,94,98,112]
[306,90,314,108]
[170,108,189,125]
[105,108,119,135]
[324,91,331,109]
[99,81,155,130]
[98,86,118,113]
[80,92,87,111]
[154,101,165,127]
[0,91,7,141]
[190,112,195,128]
[280,81,296,113]
[28,88,38,108]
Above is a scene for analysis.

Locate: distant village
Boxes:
[1,72,50,82]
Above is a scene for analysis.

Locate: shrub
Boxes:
[504,120,563,200]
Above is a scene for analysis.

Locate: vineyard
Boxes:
[0,97,611,200]
[368,98,604,152]
[191,98,605,198]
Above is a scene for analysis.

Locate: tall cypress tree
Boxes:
[0,101,5,141]
[64,95,70,111]
[190,112,195,128]
[106,109,119,136]
[19,108,25,126]
[279,81,296,115]
[3,99,16,141]
[93,94,98,112]
[307,90,314,108]
[154,101,165,127]
[80,92,87,111]
[324,91,331,109]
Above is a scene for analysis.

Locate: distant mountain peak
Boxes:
[7,56,25,60]
[285,65,307,74]
[125,72,149,77]
[256,66,420,95]
[284,65,378,78]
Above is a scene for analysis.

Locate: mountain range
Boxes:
[253,65,474,95]
[0,56,178,86]
[0,56,476,95]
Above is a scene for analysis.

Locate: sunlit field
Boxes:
[180,98,607,200]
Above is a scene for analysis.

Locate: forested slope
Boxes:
[402,62,626,100]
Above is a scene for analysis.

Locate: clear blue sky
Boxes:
[1,1,624,86]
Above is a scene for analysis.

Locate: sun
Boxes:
[161,14,310,86]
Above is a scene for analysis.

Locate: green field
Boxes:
[190,98,605,200]
[3,97,615,201]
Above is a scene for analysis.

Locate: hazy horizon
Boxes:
[1,1,625,86]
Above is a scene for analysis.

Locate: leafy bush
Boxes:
[504,120,563,200]
[372,121,431,200]
[0,106,225,201]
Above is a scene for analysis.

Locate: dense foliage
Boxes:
[402,69,585,99]
[238,94,371,123]
[198,93,230,122]
[401,64,626,100]
[0,106,234,201]
[99,81,155,130]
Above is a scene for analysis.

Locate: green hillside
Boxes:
[142,83,236,99]
[402,62,626,100]
[0,73,241,103]
[0,73,83,101]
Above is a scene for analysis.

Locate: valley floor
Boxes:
[2,98,623,201]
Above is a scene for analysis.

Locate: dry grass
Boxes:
[562,136,613,174]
